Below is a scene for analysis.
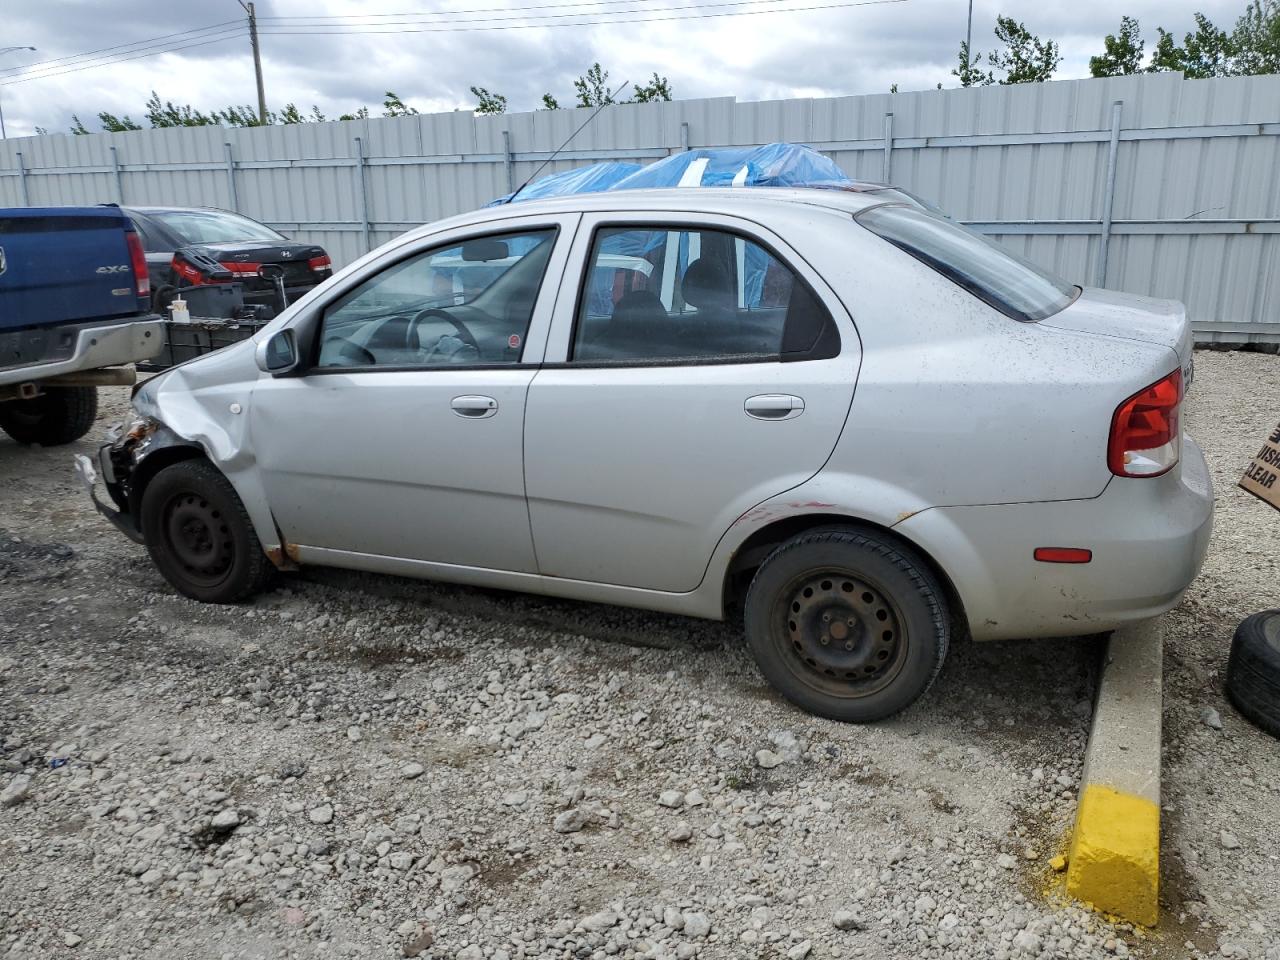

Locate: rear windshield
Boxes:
[150,210,285,245]
[855,203,1077,322]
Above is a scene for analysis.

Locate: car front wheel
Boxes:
[140,459,272,603]
[744,528,949,722]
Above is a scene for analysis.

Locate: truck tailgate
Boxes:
[0,208,145,332]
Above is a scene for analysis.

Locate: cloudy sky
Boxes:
[0,0,1248,138]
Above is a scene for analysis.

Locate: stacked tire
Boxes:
[1226,610,1280,739]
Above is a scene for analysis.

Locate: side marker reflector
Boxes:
[1034,547,1093,564]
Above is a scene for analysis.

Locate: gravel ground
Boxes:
[0,351,1277,960]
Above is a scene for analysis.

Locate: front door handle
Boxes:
[745,394,804,421]
[450,395,498,418]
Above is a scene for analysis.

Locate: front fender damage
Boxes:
[90,340,293,568]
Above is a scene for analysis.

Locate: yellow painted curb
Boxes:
[1066,784,1160,927]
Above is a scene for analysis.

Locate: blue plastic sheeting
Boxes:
[487,161,643,206]
[487,144,852,207]
[610,143,850,191]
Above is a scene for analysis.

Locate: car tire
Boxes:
[744,527,949,722]
[140,459,272,603]
[1226,610,1280,739]
[0,386,98,446]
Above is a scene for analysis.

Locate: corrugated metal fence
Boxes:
[2,72,1278,342]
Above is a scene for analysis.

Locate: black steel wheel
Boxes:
[0,386,98,446]
[140,459,272,603]
[745,527,949,722]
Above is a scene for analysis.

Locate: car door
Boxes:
[248,215,578,572]
[524,213,860,593]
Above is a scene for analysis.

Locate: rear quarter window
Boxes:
[855,203,1077,322]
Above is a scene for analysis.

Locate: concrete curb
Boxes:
[1066,620,1163,927]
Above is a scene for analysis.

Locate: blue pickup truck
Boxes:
[0,206,164,446]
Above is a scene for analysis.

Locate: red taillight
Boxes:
[1034,547,1093,564]
[126,231,150,299]
[218,261,262,278]
[171,253,206,286]
[308,254,331,272]
[1108,369,1182,478]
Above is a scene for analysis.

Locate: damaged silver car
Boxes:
[77,187,1213,722]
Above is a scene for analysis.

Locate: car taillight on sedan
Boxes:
[308,254,332,274]
[1108,368,1182,478]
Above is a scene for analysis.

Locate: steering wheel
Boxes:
[408,308,480,353]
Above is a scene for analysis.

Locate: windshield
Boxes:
[150,210,286,244]
[856,203,1077,322]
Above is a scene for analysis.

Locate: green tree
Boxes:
[470,86,508,115]
[630,73,672,102]
[381,91,418,117]
[338,106,371,121]
[144,91,219,127]
[1232,0,1280,74]
[1090,16,1145,76]
[1147,27,1186,72]
[987,15,1061,83]
[1148,13,1234,76]
[540,92,560,110]
[573,63,614,108]
[952,40,994,85]
[94,112,143,133]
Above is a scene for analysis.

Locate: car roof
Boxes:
[124,205,237,216]
[404,186,901,241]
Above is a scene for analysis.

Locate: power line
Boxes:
[0,20,242,78]
[259,0,908,35]
[0,32,247,87]
[258,0,671,17]
[259,0,847,30]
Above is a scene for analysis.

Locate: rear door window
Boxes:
[572,225,837,363]
[855,203,1077,322]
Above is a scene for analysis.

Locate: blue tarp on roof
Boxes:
[611,143,849,191]
[487,161,642,206]
[489,143,850,205]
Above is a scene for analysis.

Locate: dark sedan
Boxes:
[123,206,332,318]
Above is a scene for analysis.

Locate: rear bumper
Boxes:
[0,316,165,388]
[896,436,1214,641]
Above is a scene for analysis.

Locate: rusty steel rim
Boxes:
[774,570,907,698]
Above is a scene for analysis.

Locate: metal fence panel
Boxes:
[2,73,1278,340]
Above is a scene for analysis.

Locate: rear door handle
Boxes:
[451,395,498,418]
[745,394,804,420]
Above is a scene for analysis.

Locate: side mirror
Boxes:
[255,328,300,375]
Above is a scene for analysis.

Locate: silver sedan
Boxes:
[78,186,1213,722]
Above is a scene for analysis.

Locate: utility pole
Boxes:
[238,0,267,124]
[965,0,974,80]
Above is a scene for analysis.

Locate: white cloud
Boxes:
[0,0,1251,138]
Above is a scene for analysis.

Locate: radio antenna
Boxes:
[504,80,630,205]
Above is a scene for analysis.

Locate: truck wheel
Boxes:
[1226,610,1280,739]
[140,459,272,603]
[744,528,949,723]
[0,386,98,446]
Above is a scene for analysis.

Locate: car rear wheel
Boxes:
[1226,610,1280,739]
[140,459,272,603]
[744,528,949,722]
[0,386,98,446]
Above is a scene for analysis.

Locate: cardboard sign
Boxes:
[1240,421,1280,511]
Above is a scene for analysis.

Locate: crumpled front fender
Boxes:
[113,340,286,564]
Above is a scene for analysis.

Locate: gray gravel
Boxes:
[0,351,1277,959]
